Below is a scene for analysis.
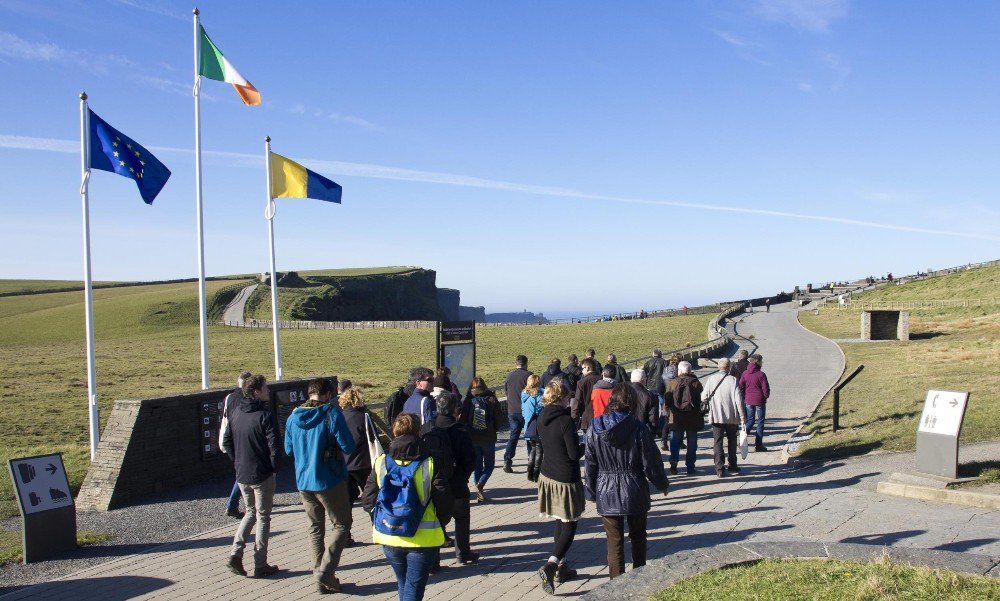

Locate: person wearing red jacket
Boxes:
[590,367,617,420]
[738,355,771,452]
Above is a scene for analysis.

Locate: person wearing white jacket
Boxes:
[702,359,746,477]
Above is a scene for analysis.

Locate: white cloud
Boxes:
[714,30,751,47]
[797,82,814,93]
[753,0,848,33]
[109,0,185,20]
[2,133,997,242]
[0,30,134,74]
[287,102,384,131]
[327,112,383,131]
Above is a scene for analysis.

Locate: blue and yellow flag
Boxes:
[88,109,171,205]
[270,152,342,204]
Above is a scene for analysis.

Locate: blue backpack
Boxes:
[373,455,432,538]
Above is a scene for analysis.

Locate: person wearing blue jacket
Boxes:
[284,378,357,595]
[521,375,545,481]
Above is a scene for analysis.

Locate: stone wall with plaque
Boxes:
[77,376,334,511]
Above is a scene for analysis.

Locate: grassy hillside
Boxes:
[0,282,713,520]
[858,266,1000,304]
[796,263,1000,460]
[244,268,445,321]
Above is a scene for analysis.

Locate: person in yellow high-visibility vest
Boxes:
[362,413,453,601]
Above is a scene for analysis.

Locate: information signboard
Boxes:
[917,390,968,436]
[915,389,970,479]
[8,453,76,562]
[9,454,73,515]
[437,321,476,394]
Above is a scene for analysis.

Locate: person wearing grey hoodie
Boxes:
[585,383,669,579]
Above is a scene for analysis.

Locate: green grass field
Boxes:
[0,280,119,295]
[653,556,1000,600]
[795,263,1000,460]
[294,266,421,277]
[0,279,713,522]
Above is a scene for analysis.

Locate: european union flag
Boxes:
[88,109,170,205]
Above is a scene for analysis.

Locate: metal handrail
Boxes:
[832,364,865,432]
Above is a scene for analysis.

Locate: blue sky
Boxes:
[1,0,998,314]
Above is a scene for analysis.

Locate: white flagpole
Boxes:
[79,92,100,460]
[193,8,210,390]
[264,136,283,380]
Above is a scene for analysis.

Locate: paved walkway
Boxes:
[4,304,997,600]
[221,284,257,325]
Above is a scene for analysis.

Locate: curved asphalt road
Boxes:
[724,301,844,450]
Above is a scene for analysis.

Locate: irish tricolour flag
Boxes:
[198,25,260,106]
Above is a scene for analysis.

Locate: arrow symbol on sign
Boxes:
[949,399,958,407]
[45,464,57,475]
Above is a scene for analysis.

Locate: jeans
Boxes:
[668,429,698,471]
[472,442,496,487]
[712,424,739,471]
[231,473,275,568]
[745,404,766,443]
[225,480,241,512]
[504,414,524,462]
[299,480,352,586]
[383,546,435,601]
[601,513,648,578]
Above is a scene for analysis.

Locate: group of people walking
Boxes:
[218,345,770,600]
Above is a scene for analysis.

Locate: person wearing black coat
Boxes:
[540,358,563,388]
[339,387,374,547]
[535,380,584,595]
[628,372,659,435]
[573,358,601,430]
[561,354,582,393]
[585,383,669,579]
[419,393,479,565]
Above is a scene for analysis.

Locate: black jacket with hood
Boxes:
[585,411,668,516]
[540,363,563,388]
[561,363,583,393]
[537,404,581,483]
[222,395,278,485]
[361,434,454,525]
[419,414,476,497]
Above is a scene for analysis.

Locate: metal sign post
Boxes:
[915,390,969,479]
[436,321,477,394]
[8,453,77,562]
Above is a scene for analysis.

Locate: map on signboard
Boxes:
[444,343,475,393]
[917,389,968,437]
[8,453,74,516]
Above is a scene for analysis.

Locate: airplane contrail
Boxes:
[1,133,996,241]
